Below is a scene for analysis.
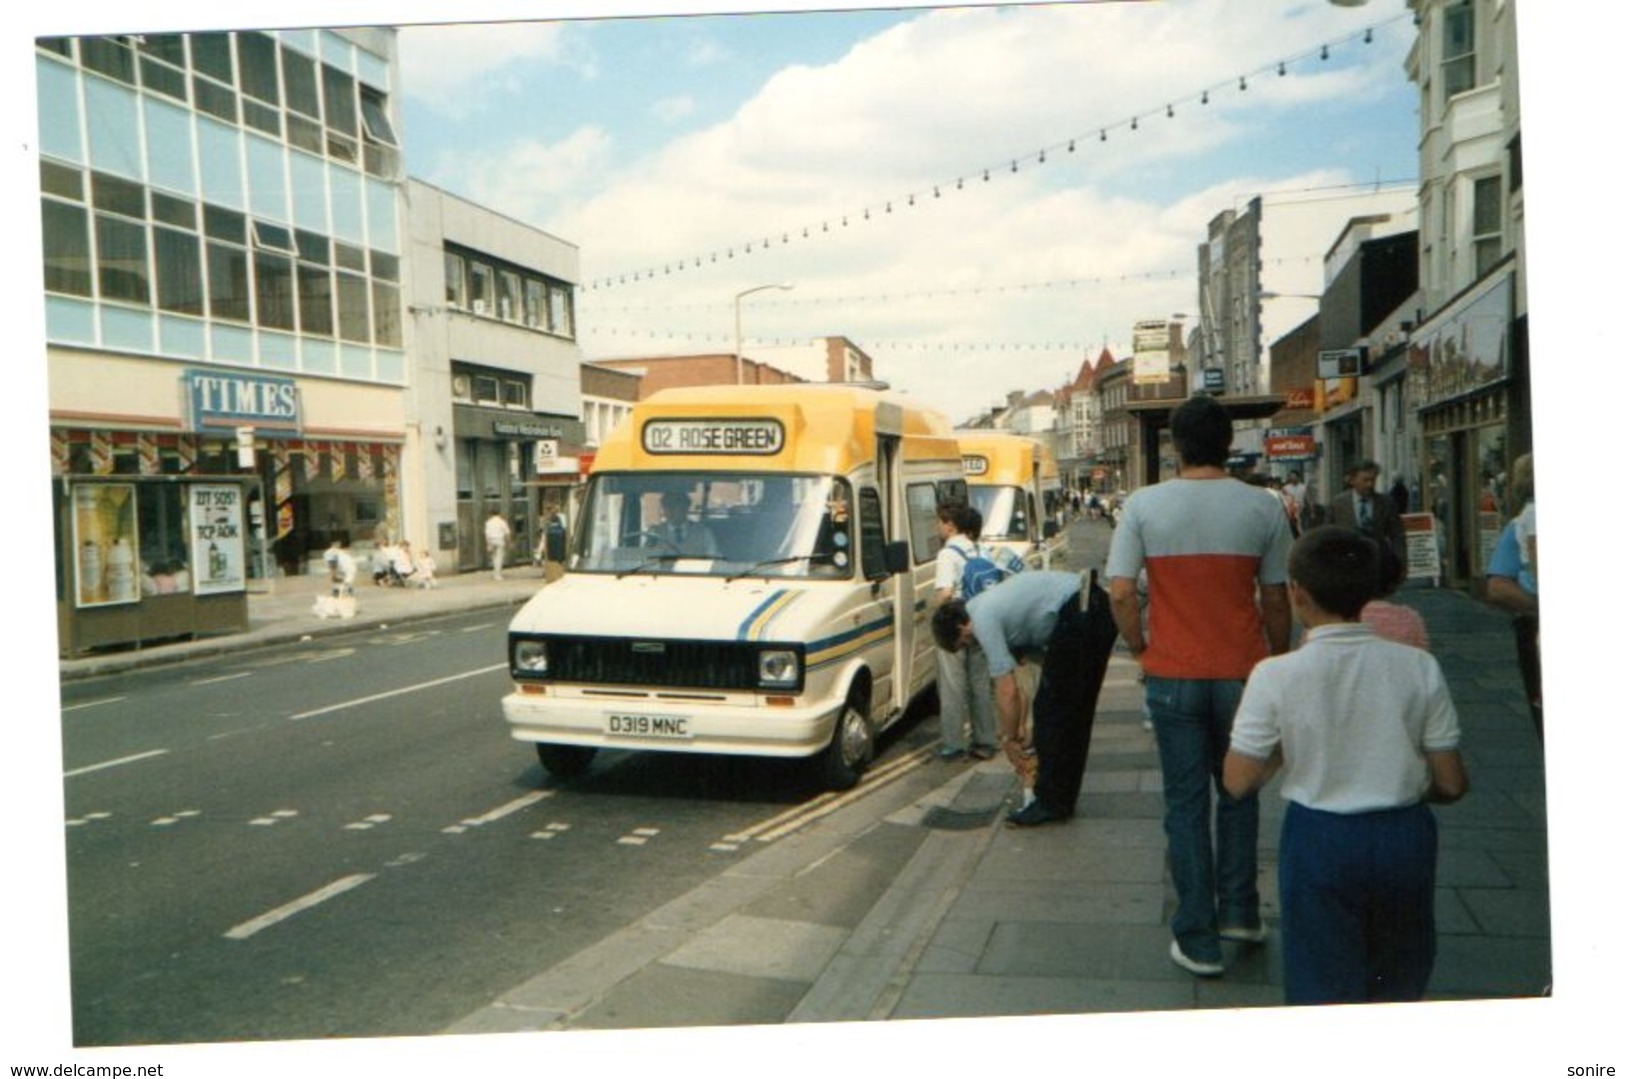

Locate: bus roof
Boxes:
[954,429,1057,487]
[596,383,961,474]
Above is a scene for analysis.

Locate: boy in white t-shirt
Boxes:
[1223,527,1468,1005]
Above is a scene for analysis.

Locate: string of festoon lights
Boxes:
[578,254,1327,352]
[579,12,1411,294]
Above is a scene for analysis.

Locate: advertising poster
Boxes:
[190,484,247,595]
[71,484,139,608]
[1401,513,1442,584]
[1131,319,1171,385]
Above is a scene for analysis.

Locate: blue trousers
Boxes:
[1279,800,1438,1005]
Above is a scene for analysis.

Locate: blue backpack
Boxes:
[954,543,1024,600]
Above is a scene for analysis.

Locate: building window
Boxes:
[503,379,529,409]
[336,270,370,343]
[524,278,545,329]
[136,35,188,101]
[81,35,136,85]
[1441,1,1476,99]
[92,173,149,305]
[444,252,466,308]
[281,45,320,118]
[470,261,493,316]
[42,199,93,297]
[371,280,401,347]
[1472,174,1502,278]
[473,374,501,405]
[549,284,573,337]
[500,270,521,322]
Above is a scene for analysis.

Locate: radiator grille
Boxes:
[523,636,761,691]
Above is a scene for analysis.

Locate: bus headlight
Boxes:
[512,638,549,676]
[758,648,801,689]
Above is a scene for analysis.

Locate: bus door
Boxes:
[874,413,914,714]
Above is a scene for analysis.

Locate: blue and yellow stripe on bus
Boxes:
[736,589,802,641]
[806,615,895,671]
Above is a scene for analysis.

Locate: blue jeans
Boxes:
[1145,676,1260,964]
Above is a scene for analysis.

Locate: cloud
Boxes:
[425,127,616,223]
[407,0,1417,422]
[652,95,698,123]
[398,21,590,111]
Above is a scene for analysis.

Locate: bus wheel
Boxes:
[820,691,873,791]
[537,743,596,779]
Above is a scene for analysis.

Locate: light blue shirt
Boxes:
[965,570,1081,678]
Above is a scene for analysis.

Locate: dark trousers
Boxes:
[1512,613,1542,742]
[1032,584,1119,816]
[1279,801,1438,1005]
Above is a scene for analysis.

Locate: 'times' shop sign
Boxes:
[185,370,299,436]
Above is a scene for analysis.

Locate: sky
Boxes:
[4,2,1622,1076]
[396,0,1422,422]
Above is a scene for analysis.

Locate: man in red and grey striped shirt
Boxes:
[1106,395,1292,978]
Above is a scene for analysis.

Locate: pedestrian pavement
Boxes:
[55,517,1555,1030]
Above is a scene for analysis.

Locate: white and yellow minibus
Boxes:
[954,430,1067,569]
[503,383,966,789]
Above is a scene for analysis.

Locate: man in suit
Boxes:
[1328,460,1405,559]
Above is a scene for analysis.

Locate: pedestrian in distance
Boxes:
[1328,459,1405,563]
[485,510,512,580]
[1486,453,1540,741]
[931,569,1117,827]
[1105,394,1292,978]
[931,500,999,762]
[1224,526,1468,1005]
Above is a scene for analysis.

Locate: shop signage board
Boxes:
[1264,427,1316,461]
[186,370,299,435]
[190,484,246,595]
[1401,513,1442,584]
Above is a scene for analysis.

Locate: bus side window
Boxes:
[858,487,886,580]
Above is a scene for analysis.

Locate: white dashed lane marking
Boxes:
[151,810,202,827]
[222,873,375,941]
[249,809,301,827]
[64,749,170,778]
[344,813,394,831]
[617,827,661,847]
[441,790,553,834]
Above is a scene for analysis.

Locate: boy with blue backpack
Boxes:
[932,501,1008,761]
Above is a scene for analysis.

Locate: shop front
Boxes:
[50,357,408,604]
[53,474,254,655]
[1408,263,1525,589]
[451,407,585,572]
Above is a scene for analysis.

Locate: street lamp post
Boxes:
[734,283,794,384]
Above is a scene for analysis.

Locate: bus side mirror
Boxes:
[1043,520,1059,540]
[883,540,911,576]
